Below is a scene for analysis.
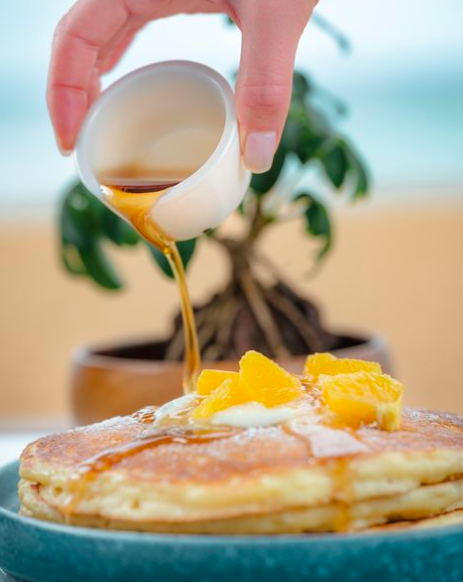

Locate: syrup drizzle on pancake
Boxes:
[62,427,234,519]
[23,407,463,534]
[282,423,363,531]
[62,403,370,530]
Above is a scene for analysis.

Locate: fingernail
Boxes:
[55,135,73,156]
[59,145,73,157]
[244,131,277,174]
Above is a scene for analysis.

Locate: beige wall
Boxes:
[1,194,462,421]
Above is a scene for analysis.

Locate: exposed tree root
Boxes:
[164,240,336,361]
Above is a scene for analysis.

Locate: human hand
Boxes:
[47,0,316,173]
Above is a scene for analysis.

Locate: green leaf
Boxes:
[345,146,371,201]
[293,127,327,165]
[148,238,197,280]
[101,208,140,246]
[320,142,348,189]
[236,201,246,216]
[292,71,312,102]
[280,116,302,153]
[311,14,351,54]
[78,243,124,290]
[250,143,287,196]
[296,192,333,261]
[353,161,370,200]
[61,244,86,276]
[59,180,124,290]
[60,181,99,249]
[284,105,332,164]
[149,247,171,278]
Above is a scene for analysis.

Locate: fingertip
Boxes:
[235,1,309,169]
[48,85,87,156]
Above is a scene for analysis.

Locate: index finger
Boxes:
[47,0,131,152]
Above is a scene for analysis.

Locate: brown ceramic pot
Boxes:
[71,332,391,425]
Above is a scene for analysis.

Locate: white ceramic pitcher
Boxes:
[74,61,251,240]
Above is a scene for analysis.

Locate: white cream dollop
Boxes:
[151,393,198,428]
[210,401,298,428]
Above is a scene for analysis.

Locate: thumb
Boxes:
[236,0,312,173]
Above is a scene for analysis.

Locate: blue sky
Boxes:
[1,0,463,210]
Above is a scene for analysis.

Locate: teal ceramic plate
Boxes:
[1,461,463,582]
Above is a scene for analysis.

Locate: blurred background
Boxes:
[1,0,462,425]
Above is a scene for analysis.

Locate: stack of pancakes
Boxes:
[19,406,463,533]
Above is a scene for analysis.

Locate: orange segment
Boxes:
[197,370,240,395]
[320,371,403,431]
[304,353,382,379]
[191,379,247,420]
[239,350,303,406]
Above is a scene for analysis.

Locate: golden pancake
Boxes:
[19,405,463,533]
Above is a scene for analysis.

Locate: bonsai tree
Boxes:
[59,22,370,361]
